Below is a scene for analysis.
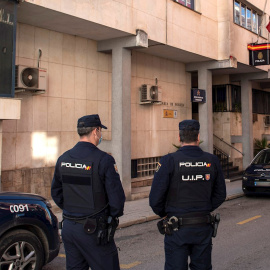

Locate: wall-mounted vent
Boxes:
[131,156,161,178]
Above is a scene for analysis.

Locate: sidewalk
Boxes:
[51,180,244,229]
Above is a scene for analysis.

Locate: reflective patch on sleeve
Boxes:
[114,164,119,174]
[156,162,162,172]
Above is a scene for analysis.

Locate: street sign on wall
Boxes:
[191,88,206,103]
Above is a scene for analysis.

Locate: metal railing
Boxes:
[213,134,244,156]
[213,145,230,178]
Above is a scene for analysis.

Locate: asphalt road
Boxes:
[43,195,270,270]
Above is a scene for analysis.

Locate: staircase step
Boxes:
[225,175,243,182]
[221,161,233,167]
[131,186,151,201]
[223,170,243,178]
[131,176,153,188]
[214,145,243,179]
[222,163,239,171]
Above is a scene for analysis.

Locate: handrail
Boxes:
[213,145,229,178]
[213,134,244,156]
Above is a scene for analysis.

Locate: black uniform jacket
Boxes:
[149,145,226,217]
[51,142,125,218]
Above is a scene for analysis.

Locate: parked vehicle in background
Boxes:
[242,149,270,195]
[0,192,60,270]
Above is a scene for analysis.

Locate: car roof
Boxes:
[0,192,46,201]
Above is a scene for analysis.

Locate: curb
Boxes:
[51,193,245,230]
[118,192,245,229]
[225,178,242,183]
[118,214,159,229]
[226,192,244,201]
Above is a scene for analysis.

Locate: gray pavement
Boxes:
[51,180,244,229]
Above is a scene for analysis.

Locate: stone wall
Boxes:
[2,23,191,197]
[1,167,54,199]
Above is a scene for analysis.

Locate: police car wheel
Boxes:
[0,229,44,270]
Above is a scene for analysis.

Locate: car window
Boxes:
[253,151,270,164]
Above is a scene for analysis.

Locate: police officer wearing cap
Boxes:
[51,114,125,270]
[149,119,226,270]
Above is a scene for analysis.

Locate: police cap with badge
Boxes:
[77,114,107,129]
[179,119,200,131]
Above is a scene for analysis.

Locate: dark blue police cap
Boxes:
[77,114,107,129]
[179,120,200,130]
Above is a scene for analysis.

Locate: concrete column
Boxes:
[241,79,253,168]
[98,31,148,200]
[0,120,2,190]
[198,68,213,153]
[111,47,132,200]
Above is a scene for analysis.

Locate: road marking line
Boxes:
[57,253,141,269]
[237,215,262,225]
[120,261,142,269]
[58,254,141,269]
[58,254,66,258]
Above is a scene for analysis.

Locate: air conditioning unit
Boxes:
[140,84,162,104]
[265,115,270,126]
[15,65,47,93]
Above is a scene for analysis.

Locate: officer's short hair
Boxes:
[179,129,199,143]
[77,126,99,137]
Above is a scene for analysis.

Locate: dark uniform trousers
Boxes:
[164,225,213,270]
[62,219,120,270]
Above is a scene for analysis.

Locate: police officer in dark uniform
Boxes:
[51,114,125,270]
[149,119,226,270]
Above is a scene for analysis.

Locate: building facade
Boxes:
[1,0,270,200]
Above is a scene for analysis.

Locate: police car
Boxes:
[0,192,60,270]
[243,148,270,195]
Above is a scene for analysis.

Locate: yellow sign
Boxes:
[163,109,174,118]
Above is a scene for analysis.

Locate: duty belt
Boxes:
[63,215,89,224]
[59,203,109,229]
[157,213,220,237]
[169,214,214,228]
[62,213,119,245]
